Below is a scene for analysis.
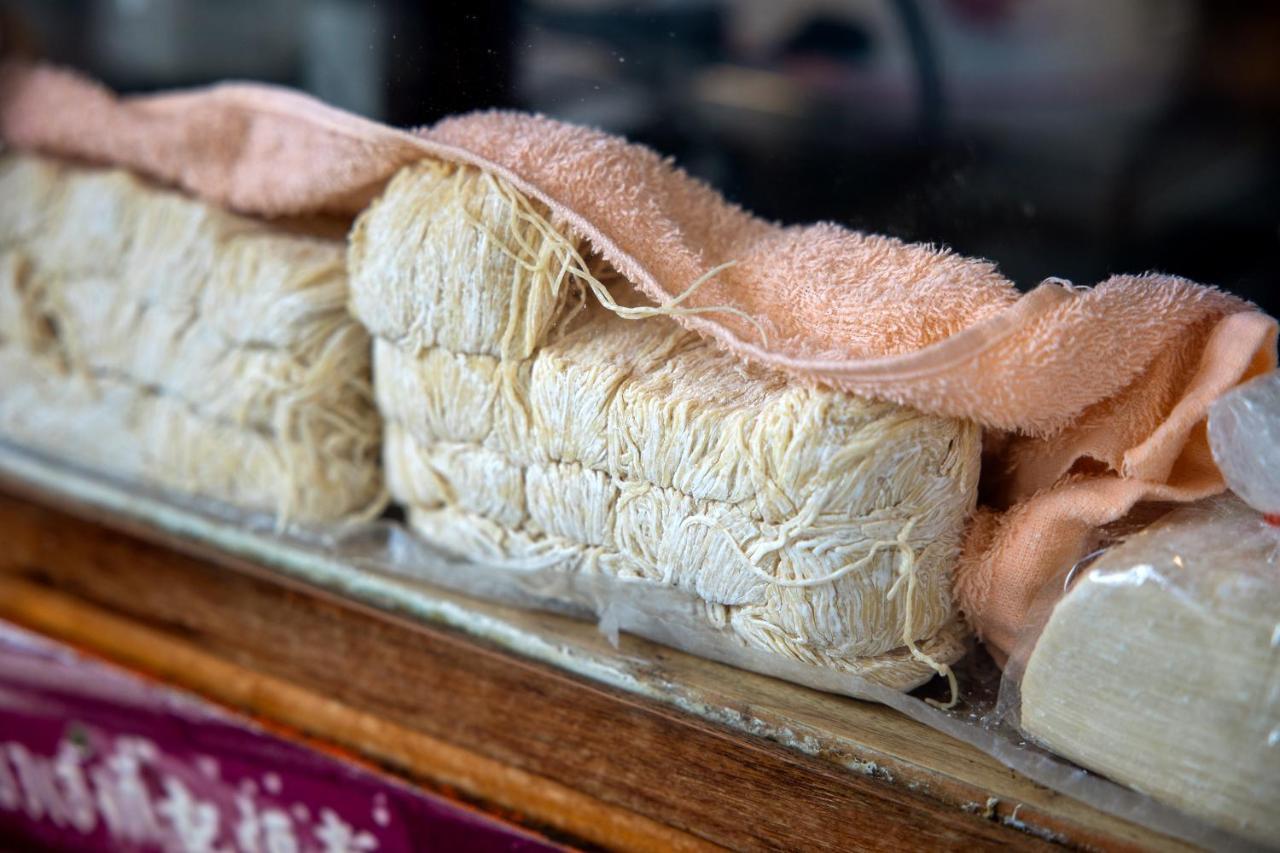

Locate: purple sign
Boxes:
[0,621,560,852]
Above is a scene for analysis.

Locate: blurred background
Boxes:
[3,0,1277,313]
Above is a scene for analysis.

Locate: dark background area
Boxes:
[4,0,1277,314]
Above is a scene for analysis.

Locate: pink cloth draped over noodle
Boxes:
[3,63,1273,664]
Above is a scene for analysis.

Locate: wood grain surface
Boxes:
[0,486,1182,851]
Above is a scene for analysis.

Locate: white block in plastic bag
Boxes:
[1019,497,1280,845]
[1209,369,1280,519]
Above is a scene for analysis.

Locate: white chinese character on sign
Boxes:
[234,794,264,853]
[315,808,378,853]
[92,737,161,844]
[55,741,97,834]
[262,773,282,795]
[196,757,221,781]
[157,777,221,853]
[262,808,300,853]
[236,798,299,853]
[6,743,61,823]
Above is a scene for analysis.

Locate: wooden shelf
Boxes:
[0,483,1182,851]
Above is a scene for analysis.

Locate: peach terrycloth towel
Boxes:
[2,63,1274,664]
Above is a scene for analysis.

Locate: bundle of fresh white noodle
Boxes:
[350,160,982,691]
[0,154,383,523]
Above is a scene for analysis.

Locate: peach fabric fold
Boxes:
[3,62,1274,662]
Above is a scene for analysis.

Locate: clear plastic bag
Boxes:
[0,437,1254,850]
[5,372,1277,851]
[1001,370,1280,847]
[1210,368,1280,519]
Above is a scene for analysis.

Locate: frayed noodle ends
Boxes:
[0,154,383,523]
[351,159,982,691]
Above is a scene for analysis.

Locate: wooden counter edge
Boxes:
[0,487,1175,851]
